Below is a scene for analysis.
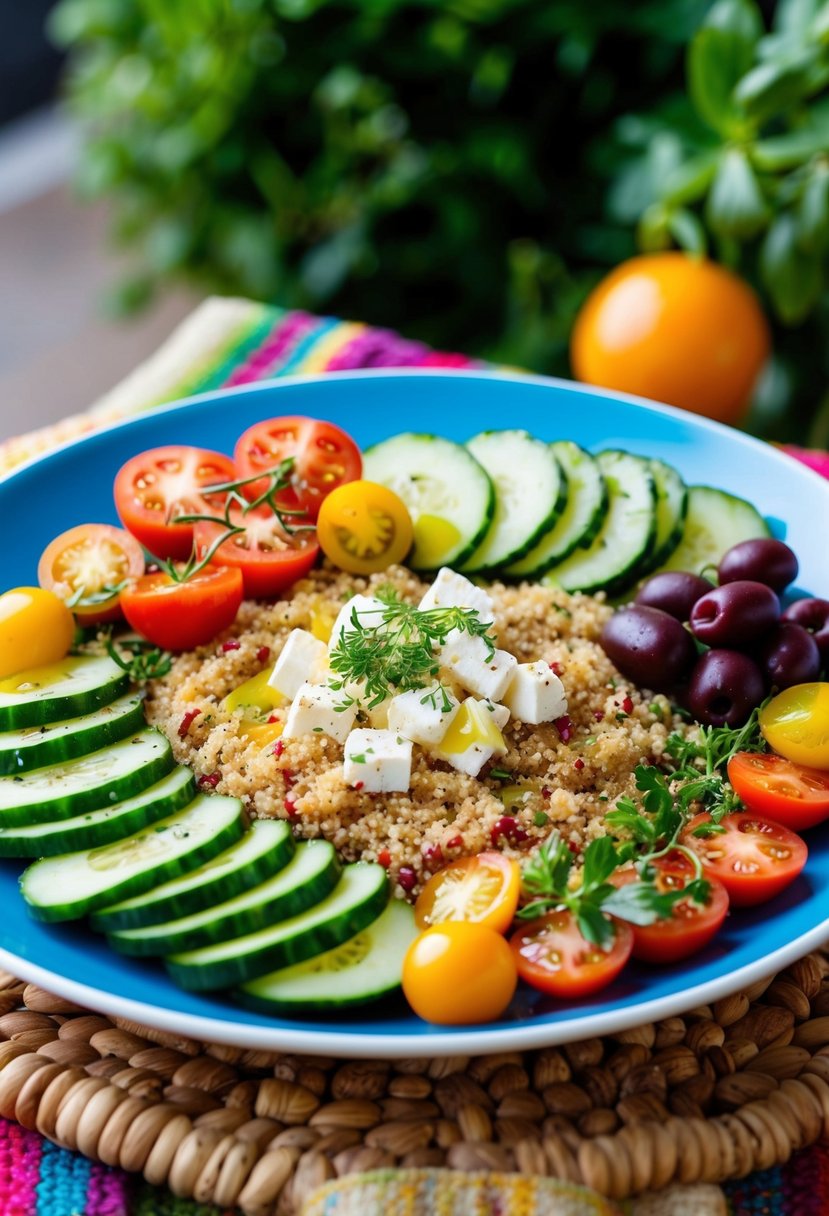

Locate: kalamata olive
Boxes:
[687,649,765,727]
[690,580,779,647]
[635,571,714,621]
[718,538,799,592]
[600,605,696,691]
[782,598,829,661]
[758,622,822,690]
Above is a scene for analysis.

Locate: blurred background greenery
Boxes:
[49,0,829,442]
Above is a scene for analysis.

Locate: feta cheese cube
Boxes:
[439,629,517,701]
[282,681,357,743]
[387,683,461,745]
[419,567,494,622]
[344,728,412,792]
[328,595,388,650]
[433,697,508,778]
[503,662,567,725]
[268,629,328,700]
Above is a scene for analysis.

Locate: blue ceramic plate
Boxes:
[1,369,828,1058]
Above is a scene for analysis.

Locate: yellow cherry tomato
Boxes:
[316,480,413,574]
[0,587,75,679]
[402,922,518,1025]
[760,683,829,769]
[415,852,521,934]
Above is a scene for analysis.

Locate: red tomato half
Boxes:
[233,416,362,519]
[728,751,829,833]
[193,508,319,599]
[610,854,729,964]
[680,812,807,907]
[509,909,633,1000]
[38,524,145,624]
[114,446,236,560]
[120,566,243,651]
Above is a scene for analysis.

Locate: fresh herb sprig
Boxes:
[106,635,173,682]
[66,580,129,609]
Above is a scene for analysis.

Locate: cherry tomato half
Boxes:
[760,683,829,770]
[610,854,729,964]
[120,566,243,651]
[728,751,829,833]
[402,922,518,1025]
[193,507,319,599]
[414,852,521,934]
[680,812,807,907]
[509,909,633,1000]
[317,480,413,575]
[38,524,145,624]
[114,446,236,560]
[233,416,362,520]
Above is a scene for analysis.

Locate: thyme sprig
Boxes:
[66,580,129,609]
[106,635,173,682]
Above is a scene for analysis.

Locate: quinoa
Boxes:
[144,565,684,897]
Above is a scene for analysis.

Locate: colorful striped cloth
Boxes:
[0,298,826,1214]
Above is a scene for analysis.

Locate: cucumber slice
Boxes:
[460,431,566,572]
[639,458,688,575]
[21,792,246,922]
[107,839,340,956]
[0,766,196,858]
[0,693,146,776]
[362,434,494,569]
[505,442,608,578]
[0,655,129,731]
[544,451,657,595]
[657,485,770,576]
[93,818,297,931]
[166,861,389,991]
[237,899,417,1013]
[0,728,174,828]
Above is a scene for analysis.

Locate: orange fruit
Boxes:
[571,253,770,425]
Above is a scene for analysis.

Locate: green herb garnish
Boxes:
[106,635,173,682]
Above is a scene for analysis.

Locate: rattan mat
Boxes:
[2,953,829,1215]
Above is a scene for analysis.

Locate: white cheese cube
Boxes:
[419,567,494,622]
[342,680,393,728]
[439,629,517,701]
[387,683,461,745]
[283,681,357,743]
[488,701,511,730]
[268,630,328,700]
[433,697,508,778]
[328,595,388,650]
[503,662,567,725]
[344,728,412,792]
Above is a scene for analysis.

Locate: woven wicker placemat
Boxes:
[0,952,828,1215]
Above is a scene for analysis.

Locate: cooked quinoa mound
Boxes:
[145,566,684,896]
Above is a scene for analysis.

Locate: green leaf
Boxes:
[797,165,829,253]
[661,151,720,208]
[735,51,820,122]
[760,212,824,323]
[753,126,829,171]
[687,26,757,137]
[575,904,615,950]
[706,147,769,239]
[582,837,620,891]
[705,0,764,46]
[667,208,708,256]
[637,203,673,252]
[605,800,657,845]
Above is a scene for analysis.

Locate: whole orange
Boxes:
[570,253,770,425]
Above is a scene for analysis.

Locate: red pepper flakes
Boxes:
[567,840,579,855]
[446,834,463,850]
[622,696,634,715]
[491,816,529,847]
[221,639,241,653]
[267,714,280,724]
[398,866,417,892]
[555,715,572,743]
[549,661,563,675]
[353,781,364,791]
[282,768,295,787]
[594,710,605,722]
[197,772,221,790]
[256,646,271,664]
[541,787,552,800]
[178,709,201,739]
[284,797,298,818]
[422,843,444,870]
[378,849,392,868]
[573,758,585,771]
[273,739,285,757]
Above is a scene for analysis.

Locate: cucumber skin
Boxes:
[92,823,297,932]
[0,731,175,829]
[0,770,197,859]
[0,670,130,732]
[166,872,390,992]
[636,459,689,578]
[106,849,341,956]
[0,697,146,777]
[22,808,246,923]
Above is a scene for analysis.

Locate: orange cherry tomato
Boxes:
[38,524,145,623]
[609,854,729,964]
[680,812,807,907]
[233,416,362,520]
[402,922,518,1025]
[509,908,633,999]
[316,480,413,575]
[759,683,829,770]
[193,507,319,599]
[571,253,770,425]
[728,751,829,833]
[414,852,521,934]
[120,565,243,651]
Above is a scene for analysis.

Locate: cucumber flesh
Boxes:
[93,818,297,932]
[505,442,608,578]
[0,655,129,730]
[21,792,246,922]
[544,450,657,595]
[0,728,174,828]
[166,861,389,991]
[106,839,340,956]
[0,693,145,776]
[238,899,417,1013]
[640,458,688,574]
[362,433,494,569]
[657,485,770,576]
[0,766,196,858]
[460,430,566,572]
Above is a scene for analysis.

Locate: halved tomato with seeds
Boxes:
[193,506,319,599]
[680,812,807,907]
[728,752,829,833]
[414,852,520,934]
[509,908,633,999]
[38,524,145,623]
[233,416,362,519]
